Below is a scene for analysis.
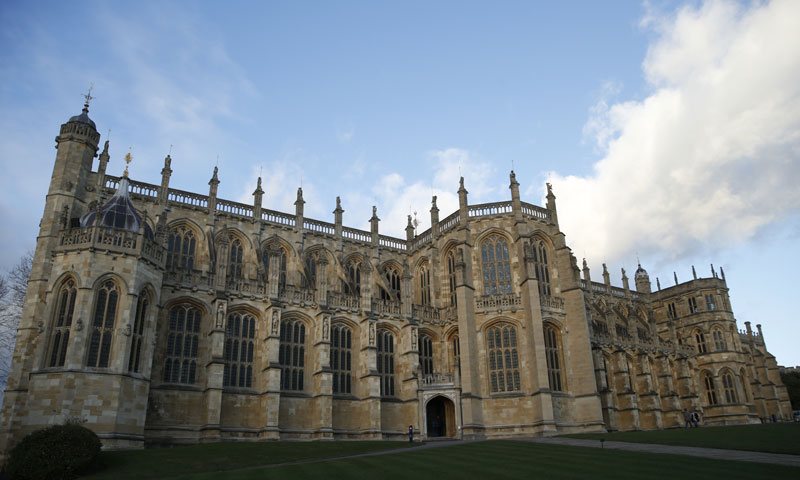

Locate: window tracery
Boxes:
[163,304,201,384]
[419,333,434,376]
[331,324,352,394]
[487,323,520,393]
[48,279,77,367]
[377,329,395,396]
[481,235,512,295]
[127,293,149,373]
[224,312,255,388]
[87,280,119,368]
[166,226,195,272]
[544,324,563,392]
[279,319,305,391]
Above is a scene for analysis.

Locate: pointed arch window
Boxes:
[481,235,512,295]
[224,312,255,388]
[377,330,395,396]
[419,333,434,376]
[380,266,401,302]
[447,250,457,307]
[87,280,119,368]
[163,304,201,384]
[712,327,726,351]
[331,324,352,394]
[722,371,737,403]
[166,226,196,272]
[344,259,361,296]
[544,324,563,392]
[695,330,708,354]
[532,240,551,296]
[451,334,460,372]
[487,323,520,393]
[419,265,431,306]
[263,246,287,293]
[626,356,636,392]
[127,293,149,373]
[228,237,244,282]
[303,253,318,289]
[279,319,305,391]
[48,279,77,367]
[703,371,718,405]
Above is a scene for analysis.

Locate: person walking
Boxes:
[683,409,691,429]
[691,408,700,428]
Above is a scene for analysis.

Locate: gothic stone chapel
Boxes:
[0,100,792,453]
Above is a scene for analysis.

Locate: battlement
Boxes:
[101,173,552,254]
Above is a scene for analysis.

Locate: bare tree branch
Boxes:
[0,251,33,388]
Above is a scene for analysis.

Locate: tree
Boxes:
[0,252,33,389]
[780,370,800,411]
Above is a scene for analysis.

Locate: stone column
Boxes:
[259,307,282,439]
[312,313,333,439]
[359,318,381,438]
[203,298,226,442]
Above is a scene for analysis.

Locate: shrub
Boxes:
[6,422,101,479]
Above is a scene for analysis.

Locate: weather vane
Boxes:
[123,146,132,177]
[83,83,95,108]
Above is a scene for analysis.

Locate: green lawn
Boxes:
[180,441,798,480]
[85,441,419,479]
[564,423,800,455]
[84,438,800,480]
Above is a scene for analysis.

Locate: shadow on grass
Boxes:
[84,440,420,479]
[563,423,800,455]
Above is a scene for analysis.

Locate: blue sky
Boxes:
[1,0,798,365]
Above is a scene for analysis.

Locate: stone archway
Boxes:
[425,395,456,438]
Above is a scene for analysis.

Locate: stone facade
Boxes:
[0,104,792,454]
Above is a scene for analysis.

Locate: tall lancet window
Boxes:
[481,235,512,295]
[331,324,353,394]
[224,312,255,388]
[419,265,431,305]
[87,280,119,368]
[48,279,77,367]
[263,246,287,293]
[377,330,395,396]
[228,237,244,282]
[533,240,551,296]
[344,259,361,296]
[544,324,564,392]
[166,226,195,272]
[163,304,201,384]
[127,293,149,373]
[380,266,401,302]
[447,250,457,307]
[279,319,306,391]
[419,333,434,375]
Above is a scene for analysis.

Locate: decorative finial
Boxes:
[546,182,553,195]
[168,144,173,155]
[82,83,95,112]
[336,196,341,209]
[431,195,437,207]
[123,147,132,178]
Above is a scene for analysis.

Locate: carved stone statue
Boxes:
[216,302,226,329]
[272,310,280,335]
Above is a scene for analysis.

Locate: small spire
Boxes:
[692,265,697,279]
[710,263,716,278]
[123,147,132,178]
[656,277,661,290]
[674,272,678,285]
[101,140,109,155]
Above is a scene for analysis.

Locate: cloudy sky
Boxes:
[1,0,798,365]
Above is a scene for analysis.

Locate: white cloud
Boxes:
[548,0,800,267]
[369,147,500,238]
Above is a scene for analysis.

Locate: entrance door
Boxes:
[426,396,456,438]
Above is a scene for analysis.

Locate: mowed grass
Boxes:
[84,441,419,479]
[564,423,800,455]
[183,441,799,480]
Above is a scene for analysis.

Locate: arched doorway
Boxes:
[425,396,456,438]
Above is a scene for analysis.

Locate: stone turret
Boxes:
[634,263,651,294]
